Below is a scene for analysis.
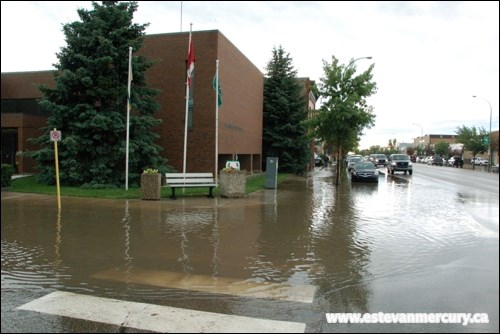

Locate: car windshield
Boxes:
[356,162,375,169]
[392,155,408,160]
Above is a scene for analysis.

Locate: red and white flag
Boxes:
[187,31,194,87]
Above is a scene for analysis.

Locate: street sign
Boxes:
[50,130,62,142]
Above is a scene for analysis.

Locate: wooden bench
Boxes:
[164,173,217,200]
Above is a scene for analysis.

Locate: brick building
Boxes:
[1,30,264,175]
[413,132,499,164]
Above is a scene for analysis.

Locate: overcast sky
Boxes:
[2,1,499,149]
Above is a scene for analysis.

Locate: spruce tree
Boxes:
[31,1,165,187]
[263,46,309,174]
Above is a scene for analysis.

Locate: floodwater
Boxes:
[1,166,499,333]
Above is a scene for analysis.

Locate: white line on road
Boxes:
[18,291,306,333]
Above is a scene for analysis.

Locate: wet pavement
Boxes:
[1,166,499,332]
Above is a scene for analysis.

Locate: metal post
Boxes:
[341,57,372,81]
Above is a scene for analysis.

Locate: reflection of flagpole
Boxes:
[211,201,219,284]
[215,60,219,184]
[121,200,132,283]
[125,46,132,190]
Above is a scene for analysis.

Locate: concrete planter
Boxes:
[219,170,246,198]
[141,173,161,200]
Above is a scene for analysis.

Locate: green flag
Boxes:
[212,74,223,108]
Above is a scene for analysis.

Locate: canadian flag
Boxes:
[187,32,194,87]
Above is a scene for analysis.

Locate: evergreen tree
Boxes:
[31,1,165,187]
[263,46,309,174]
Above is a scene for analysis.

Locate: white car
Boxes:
[472,157,489,166]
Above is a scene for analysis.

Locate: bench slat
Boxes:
[169,183,217,188]
[166,178,215,184]
[166,173,213,178]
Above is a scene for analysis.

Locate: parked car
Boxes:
[448,157,464,168]
[345,154,363,167]
[314,153,323,167]
[387,154,413,175]
[350,161,379,182]
[471,157,489,166]
[427,156,444,166]
[423,156,433,164]
[347,156,363,171]
[369,154,388,167]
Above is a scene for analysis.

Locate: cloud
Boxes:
[2,1,498,150]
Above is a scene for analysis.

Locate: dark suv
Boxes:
[450,157,464,168]
[387,154,413,175]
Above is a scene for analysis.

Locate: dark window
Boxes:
[1,99,50,116]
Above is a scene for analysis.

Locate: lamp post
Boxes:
[472,95,492,172]
[342,57,372,81]
[340,57,372,105]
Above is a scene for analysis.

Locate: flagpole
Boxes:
[183,24,193,174]
[215,60,219,185]
[125,46,132,190]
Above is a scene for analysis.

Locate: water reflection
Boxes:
[1,169,498,332]
[308,170,371,313]
[121,201,133,284]
[54,209,62,268]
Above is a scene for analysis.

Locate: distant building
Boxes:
[297,77,317,172]
[413,132,498,165]
[1,30,263,175]
[397,142,413,153]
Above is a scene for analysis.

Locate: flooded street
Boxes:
[2,166,499,333]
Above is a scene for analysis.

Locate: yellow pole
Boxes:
[53,128,61,210]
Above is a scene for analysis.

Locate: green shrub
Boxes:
[1,164,14,188]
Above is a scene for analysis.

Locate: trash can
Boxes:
[265,157,278,189]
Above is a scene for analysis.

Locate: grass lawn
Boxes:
[8,173,290,200]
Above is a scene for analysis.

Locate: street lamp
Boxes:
[472,95,492,172]
[340,57,372,104]
[412,123,424,155]
[342,56,372,80]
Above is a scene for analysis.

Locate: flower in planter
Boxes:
[222,166,237,174]
[143,168,159,174]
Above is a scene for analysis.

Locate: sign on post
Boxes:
[50,130,62,142]
[51,129,62,210]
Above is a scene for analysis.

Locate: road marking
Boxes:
[18,291,306,333]
[93,267,315,303]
